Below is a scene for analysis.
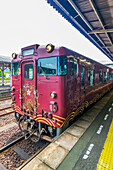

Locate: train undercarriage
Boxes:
[15,112,64,142]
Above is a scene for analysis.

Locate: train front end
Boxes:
[11,44,67,140]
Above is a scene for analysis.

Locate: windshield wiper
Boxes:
[40,67,49,80]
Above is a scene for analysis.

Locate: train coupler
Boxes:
[24,132,34,140]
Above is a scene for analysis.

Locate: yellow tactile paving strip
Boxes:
[97,119,113,170]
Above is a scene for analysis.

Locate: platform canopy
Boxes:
[46,0,113,61]
[0,56,11,68]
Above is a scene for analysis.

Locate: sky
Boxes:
[0,0,112,64]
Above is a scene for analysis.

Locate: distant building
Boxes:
[0,56,11,86]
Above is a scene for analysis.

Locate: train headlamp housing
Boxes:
[46,44,54,53]
[50,92,57,98]
[11,93,15,101]
[12,53,17,59]
[11,86,15,91]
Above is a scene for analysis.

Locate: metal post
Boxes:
[2,65,4,86]
[9,64,12,87]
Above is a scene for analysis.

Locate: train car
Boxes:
[11,44,113,141]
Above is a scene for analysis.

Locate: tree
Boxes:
[0,70,2,77]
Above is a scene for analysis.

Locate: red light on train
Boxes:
[49,101,58,113]
[46,44,54,53]
[11,93,15,101]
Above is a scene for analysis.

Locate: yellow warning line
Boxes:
[97,119,113,170]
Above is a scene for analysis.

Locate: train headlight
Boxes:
[46,44,54,53]
[12,53,17,59]
[50,92,57,98]
[11,86,15,91]
[11,93,15,101]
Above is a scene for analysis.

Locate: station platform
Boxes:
[19,89,113,170]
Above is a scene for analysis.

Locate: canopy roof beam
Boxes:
[47,0,113,60]
[67,0,105,46]
[67,0,112,56]
[103,45,113,48]
[89,0,113,47]
[89,29,113,34]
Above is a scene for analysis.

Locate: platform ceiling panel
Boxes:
[46,0,113,61]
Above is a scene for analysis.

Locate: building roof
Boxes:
[0,56,11,68]
[46,0,113,61]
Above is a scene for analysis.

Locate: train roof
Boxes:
[16,44,113,70]
[56,46,112,69]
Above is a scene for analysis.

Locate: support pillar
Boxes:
[9,65,12,87]
[2,66,4,86]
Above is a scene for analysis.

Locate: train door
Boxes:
[80,65,86,110]
[21,60,37,115]
[85,68,95,106]
[73,58,79,111]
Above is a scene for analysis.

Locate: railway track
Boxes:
[18,142,50,170]
[0,96,11,102]
[0,106,14,118]
[0,106,12,111]
[0,135,25,153]
[0,131,50,170]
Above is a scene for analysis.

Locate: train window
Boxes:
[69,58,74,76]
[109,73,112,80]
[58,56,67,75]
[74,59,78,76]
[37,57,57,76]
[112,73,113,79]
[12,62,20,76]
[81,66,84,86]
[104,72,107,82]
[88,70,94,86]
[99,71,103,83]
[24,64,33,80]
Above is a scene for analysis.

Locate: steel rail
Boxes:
[0,111,14,118]
[0,96,11,101]
[0,106,12,112]
[0,135,25,153]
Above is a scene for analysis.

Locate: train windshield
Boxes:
[12,62,20,76]
[37,56,67,76]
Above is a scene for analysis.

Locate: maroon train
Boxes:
[11,44,113,140]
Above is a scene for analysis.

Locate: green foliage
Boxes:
[0,70,10,79]
[0,71,1,76]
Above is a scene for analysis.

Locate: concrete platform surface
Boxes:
[20,89,113,170]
